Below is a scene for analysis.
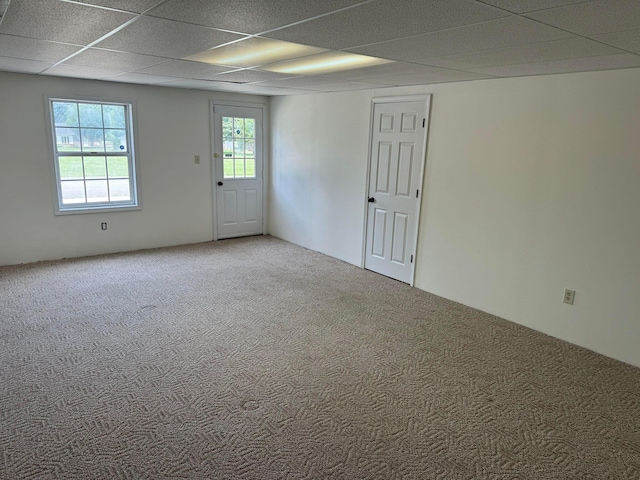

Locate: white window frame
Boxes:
[46,96,141,215]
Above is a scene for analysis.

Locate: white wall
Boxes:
[269,68,640,368]
[0,72,267,266]
[269,90,372,265]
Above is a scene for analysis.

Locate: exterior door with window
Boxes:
[364,98,430,284]
[213,105,263,239]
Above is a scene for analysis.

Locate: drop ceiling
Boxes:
[1,0,640,95]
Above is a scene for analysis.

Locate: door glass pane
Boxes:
[233,118,244,138]
[245,139,255,178]
[84,157,107,178]
[223,158,234,178]
[86,180,109,202]
[233,139,245,157]
[234,158,245,177]
[222,117,233,138]
[59,156,83,180]
[223,139,233,156]
[245,139,255,156]
[245,118,255,139]
[60,180,86,204]
[245,158,255,177]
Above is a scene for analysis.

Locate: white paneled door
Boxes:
[365,98,430,284]
[213,105,264,239]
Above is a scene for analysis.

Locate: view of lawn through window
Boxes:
[222,116,256,179]
[51,100,135,207]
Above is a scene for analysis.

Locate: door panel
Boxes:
[372,209,387,259]
[376,142,392,193]
[380,114,394,132]
[391,212,408,264]
[365,99,430,284]
[401,112,417,132]
[213,105,263,239]
[244,189,258,223]
[223,190,237,225]
[396,142,414,197]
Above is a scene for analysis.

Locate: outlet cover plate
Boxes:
[563,288,575,305]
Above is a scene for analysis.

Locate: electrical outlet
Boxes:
[563,288,575,305]
[194,155,200,164]
[101,222,107,231]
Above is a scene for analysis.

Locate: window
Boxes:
[48,98,139,213]
[222,116,256,179]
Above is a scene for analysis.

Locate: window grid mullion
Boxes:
[104,156,111,201]
[81,154,88,204]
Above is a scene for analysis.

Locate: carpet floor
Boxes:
[1,236,639,479]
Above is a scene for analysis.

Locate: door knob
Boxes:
[214,153,220,158]
[367,197,375,203]
[218,181,223,186]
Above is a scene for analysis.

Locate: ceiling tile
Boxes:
[317,62,467,82]
[255,76,383,90]
[162,80,258,93]
[475,0,589,14]
[133,59,233,79]
[526,0,640,36]
[64,48,166,70]
[593,30,640,54]
[213,69,296,83]
[45,64,124,79]
[1,0,638,93]
[468,53,640,76]
[295,81,385,91]
[196,82,311,96]
[0,0,135,45]
[73,0,165,13]
[0,35,81,63]
[233,85,315,96]
[107,72,180,84]
[313,61,493,85]
[149,0,365,34]
[95,16,245,58]
[160,78,249,90]
[362,70,494,86]
[421,37,623,70]
[265,0,508,50]
[349,17,573,61]
[0,56,50,73]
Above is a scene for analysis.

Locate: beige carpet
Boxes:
[1,236,639,479]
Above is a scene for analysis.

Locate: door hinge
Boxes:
[410,254,414,263]
[416,189,419,198]
[422,118,425,128]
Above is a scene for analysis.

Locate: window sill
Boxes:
[55,204,141,216]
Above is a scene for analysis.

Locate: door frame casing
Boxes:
[360,95,432,287]
[210,100,268,241]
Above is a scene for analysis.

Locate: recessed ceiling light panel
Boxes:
[184,37,328,68]
[259,51,394,75]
